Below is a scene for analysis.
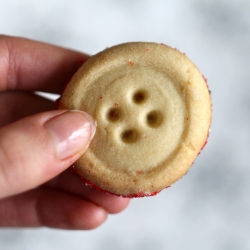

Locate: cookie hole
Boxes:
[121,129,138,143]
[146,110,163,128]
[107,108,121,122]
[133,90,147,104]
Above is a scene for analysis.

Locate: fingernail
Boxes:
[45,111,96,160]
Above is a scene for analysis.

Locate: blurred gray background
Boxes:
[1,0,250,249]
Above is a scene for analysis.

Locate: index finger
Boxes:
[0,35,90,94]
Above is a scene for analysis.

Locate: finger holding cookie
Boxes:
[0,36,130,229]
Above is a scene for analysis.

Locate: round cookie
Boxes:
[58,42,211,197]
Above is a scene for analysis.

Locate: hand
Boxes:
[0,35,129,229]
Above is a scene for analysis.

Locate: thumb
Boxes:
[0,110,96,199]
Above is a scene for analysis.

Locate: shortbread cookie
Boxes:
[58,42,211,197]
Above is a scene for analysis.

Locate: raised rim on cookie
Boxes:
[58,42,211,197]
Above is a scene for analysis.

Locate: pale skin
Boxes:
[0,35,129,229]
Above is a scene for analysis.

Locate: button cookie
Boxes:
[59,42,211,197]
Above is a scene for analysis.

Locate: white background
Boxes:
[1,0,250,249]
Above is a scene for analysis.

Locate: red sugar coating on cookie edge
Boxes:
[68,127,209,198]
[70,166,166,198]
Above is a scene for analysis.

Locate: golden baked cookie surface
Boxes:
[59,42,211,197]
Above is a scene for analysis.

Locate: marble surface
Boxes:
[0,0,250,249]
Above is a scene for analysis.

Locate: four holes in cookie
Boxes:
[105,89,163,143]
